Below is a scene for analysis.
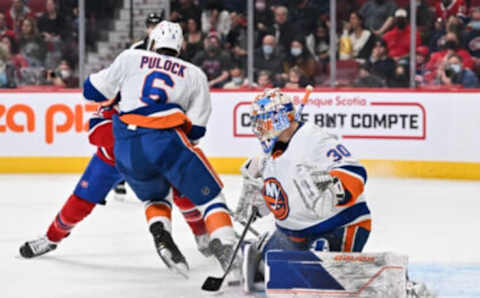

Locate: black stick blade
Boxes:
[202,276,224,292]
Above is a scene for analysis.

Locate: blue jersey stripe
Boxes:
[276,202,370,237]
[83,77,108,102]
[204,202,229,217]
[335,165,368,184]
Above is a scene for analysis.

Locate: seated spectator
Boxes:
[426,32,474,74]
[254,34,285,81]
[201,0,231,39]
[284,66,303,89]
[253,70,274,89]
[170,0,200,27]
[192,32,231,88]
[415,46,433,86]
[463,8,480,58]
[267,6,297,51]
[389,62,410,88]
[37,0,67,40]
[253,0,273,47]
[383,9,422,60]
[287,0,319,36]
[225,12,247,68]
[359,0,397,36]
[353,63,385,88]
[306,21,330,72]
[38,0,65,70]
[5,0,35,34]
[45,59,78,88]
[17,17,47,67]
[1,35,28,74]
[0,12,15,40]
[181,18,204,62]
[438,54,479,88]
[283,39,316,85]
[434,0,467,22]
[367,38,396,86]
[340,11,374,61]
[223,65,248,89]
[429,17,447,53]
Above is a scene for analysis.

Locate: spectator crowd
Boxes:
[171,0,480,89]
[2,0,480,89]
[0,0,117,88]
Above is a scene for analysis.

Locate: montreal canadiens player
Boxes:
[82,21,238,276]
[19,102,213,261]
[234,88,372,290]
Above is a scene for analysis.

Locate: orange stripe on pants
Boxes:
[205,211,233,235]
[343,219,371,252]
[145,203,171,222]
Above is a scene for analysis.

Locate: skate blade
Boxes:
[170,262,189,279]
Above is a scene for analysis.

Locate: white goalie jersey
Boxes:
[257,122,370,237]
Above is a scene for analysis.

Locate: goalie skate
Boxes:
[150,222,189,278]
[19,236,57,258]
[209,238,242,284]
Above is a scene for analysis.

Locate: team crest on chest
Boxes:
[262,178,289,220]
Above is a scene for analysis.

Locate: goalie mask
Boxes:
[251,89,295,153]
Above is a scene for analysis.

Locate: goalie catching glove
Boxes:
[234,157,269,222]
[293,164,345,218]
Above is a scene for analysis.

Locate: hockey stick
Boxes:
[294,85,313,122]
[201,206,258,292]
[236,219,260,237]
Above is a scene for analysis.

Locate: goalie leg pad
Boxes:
[265,250,408,297]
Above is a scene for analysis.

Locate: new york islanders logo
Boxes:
[262,178,289,220]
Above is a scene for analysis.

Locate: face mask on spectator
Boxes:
[291,47,302,57]
[232,77,243,85]
[469,21,480,30]
[397,18,407,29]
[263,45,273,55]
[445,40,458,50]
[449,63,462,73]
[60,70,71,79]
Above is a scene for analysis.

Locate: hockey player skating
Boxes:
[234,88,372,290]
[19,104,213,262]
[82,21,239,277]
[114,11,163,200]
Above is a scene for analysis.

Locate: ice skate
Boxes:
[150,222,189,278]
[113,181,127,201]
[209,238,242,285]
[19,236,57,259]
[195,233,212,257]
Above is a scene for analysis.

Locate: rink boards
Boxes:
[0,88,479,179]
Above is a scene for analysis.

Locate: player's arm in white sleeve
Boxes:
[185,68,212,142]
[83,50,129,104]
[310,134,368,208]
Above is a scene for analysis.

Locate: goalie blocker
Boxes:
[265,250,408,297]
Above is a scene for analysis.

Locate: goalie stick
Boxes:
[201,207,258,292]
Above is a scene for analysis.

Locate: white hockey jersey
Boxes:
[84,49,211,139]
[261,122,370,237]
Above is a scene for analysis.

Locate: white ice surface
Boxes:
[1,175,479,297]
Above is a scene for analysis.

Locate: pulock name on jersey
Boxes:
[140,56,186,77]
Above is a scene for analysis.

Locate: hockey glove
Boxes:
[293,164,345,218]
